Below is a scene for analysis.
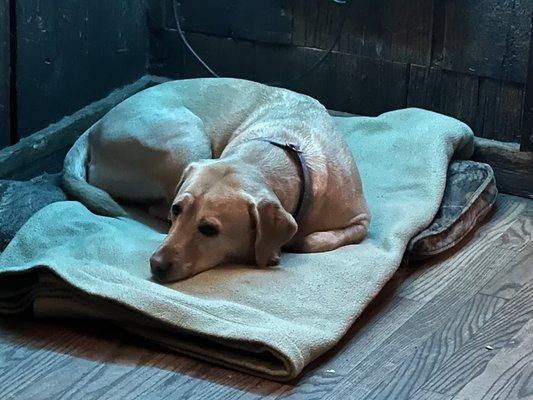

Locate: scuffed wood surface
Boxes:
[16,0,148,138]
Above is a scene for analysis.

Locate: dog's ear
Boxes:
[171,162,198,201]
[168,162,198,219]
[249,198,298,267]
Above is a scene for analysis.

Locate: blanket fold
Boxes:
[0,107,473,381]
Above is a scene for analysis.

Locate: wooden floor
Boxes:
[0,194,531,400]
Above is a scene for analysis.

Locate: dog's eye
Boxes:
[198,224,219,237]
[171,204,182,216]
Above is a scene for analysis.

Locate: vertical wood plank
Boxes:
[476,78,525,143]
[520,6,533,151]
[292,0,433,66]
[432,0,533,83]
[407,65,479,129]
[422,277,533,396]
[0,0,10,149]
[16,0,148,138]
[451,316,533,400]
[172,0,292,45]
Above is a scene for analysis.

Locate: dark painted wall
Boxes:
[149,0,532,145]
[15,0,148,139]
[0,0,9,148]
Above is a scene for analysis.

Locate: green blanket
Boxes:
[0,108,473,381]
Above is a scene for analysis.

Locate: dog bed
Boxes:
[407,160,497,260]
[0,90,474,380]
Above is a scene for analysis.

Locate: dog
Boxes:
[63,78,370,282]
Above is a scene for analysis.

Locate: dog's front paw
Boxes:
[266,251,281,266]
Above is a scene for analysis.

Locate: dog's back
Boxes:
[63,78,367,230]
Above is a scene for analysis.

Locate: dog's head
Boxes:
[150,160,298,282]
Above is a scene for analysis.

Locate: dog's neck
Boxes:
[222,140,309,223]
[249,137,310,223]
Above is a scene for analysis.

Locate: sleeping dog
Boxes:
[63,78,370,282]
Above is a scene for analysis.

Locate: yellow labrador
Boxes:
[63,78,370,282]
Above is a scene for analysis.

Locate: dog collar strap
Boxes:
[252,137,311,223]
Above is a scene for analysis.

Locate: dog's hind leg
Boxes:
[292,214,370,253]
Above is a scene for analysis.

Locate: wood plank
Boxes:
[0,0,10,148]
[181,32,256,81]
[491,205,532,251]
[432,0,533,83]
[410,390,453,400]
[255,282,424,399]
[361,294,506,400]
[0,316,268,400]
[292,0,433,66]
[285,47,408,116]
[0,75,167,180]
[328,243,518,400]
[168,0,292,45]
[362,234,530,399]
[521,5,533,151]
[421,276,533,396]
[451,317,533,400]
[481,243,533,300]
[471,137,533,200]
[167,30,409,116]
[407,65,480,131]
[16,0,148,137]
[475,78,525,143]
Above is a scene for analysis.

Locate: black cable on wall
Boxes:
[172,0,353,87]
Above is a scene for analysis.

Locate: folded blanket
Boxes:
[0,108,473,381]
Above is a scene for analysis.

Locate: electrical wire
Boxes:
[172,0,352,86]
[172,1,219,77]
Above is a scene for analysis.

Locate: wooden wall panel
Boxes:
[292,0,434,66]
[0,0,9,149]
[287,49,408,116]
[432,0,532,83]
[16,0,148,138]
[407,66,525,143]
[476,79,525,143]
[159,29,408,117]
[150,0,533,146]
[168,0,292,45]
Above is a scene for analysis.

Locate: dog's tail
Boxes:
[62,128,127,217]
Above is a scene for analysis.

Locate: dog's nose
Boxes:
[150,250,172,278]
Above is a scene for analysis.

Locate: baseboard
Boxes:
[471,137,533,199]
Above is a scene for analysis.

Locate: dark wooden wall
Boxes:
[15,0,148,139]
[148,0,533,146]
[0,0,149,149]
[0,0,9,149]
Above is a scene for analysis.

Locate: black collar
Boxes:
[252,137,311,223]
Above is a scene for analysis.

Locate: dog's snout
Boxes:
[150,249,172,278]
